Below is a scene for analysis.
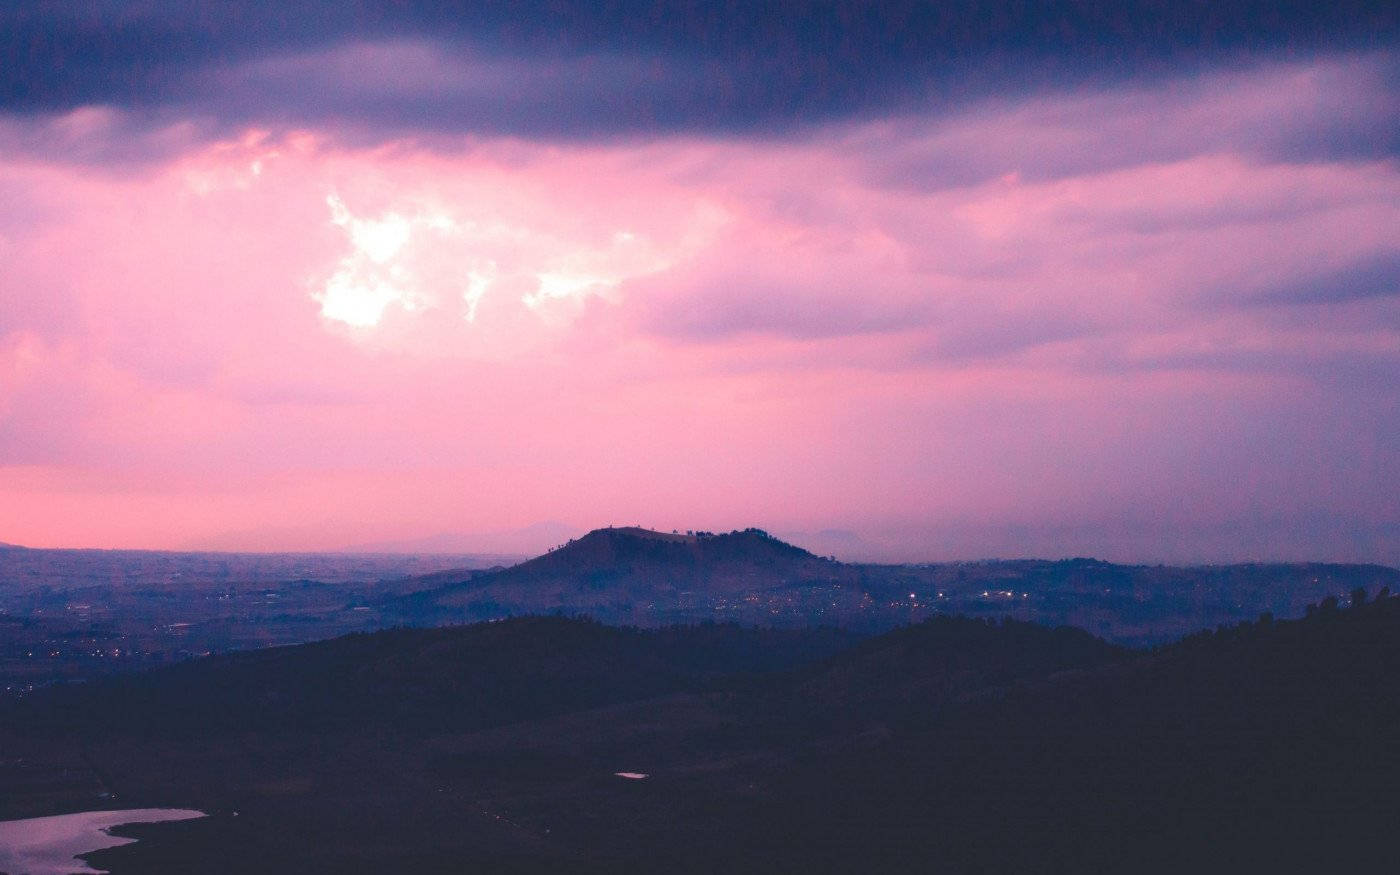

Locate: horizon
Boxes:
[1,3,1397,564]
[4,521,1398,571]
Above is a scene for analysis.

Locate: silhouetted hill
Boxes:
[772,615,1126,733]
[533,527,817,570]
[386,526,853,625]
[383,533,1400,643]
[424,526,833,586]
[736,592,1400,874]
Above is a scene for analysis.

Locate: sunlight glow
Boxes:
[309,179,710,335]
[317,270,411,328]
[464,265,497,322]
[327,194,411,264]
[526,271,614,310]
[315,194,447,328]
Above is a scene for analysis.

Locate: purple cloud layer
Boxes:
[0,47,1396,560]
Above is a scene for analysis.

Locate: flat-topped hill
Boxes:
[388,527,854,624]
[517,526,822,574]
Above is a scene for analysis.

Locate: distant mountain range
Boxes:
[342,521,580,557]
[382,525,1400,645]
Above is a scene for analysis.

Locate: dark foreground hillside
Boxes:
[741,594,1400,874]
[3,594,1399,873]
[7,617,859,742]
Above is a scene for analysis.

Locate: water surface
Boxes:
[0,808,205,875]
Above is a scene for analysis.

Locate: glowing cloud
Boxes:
[317,195,417,327]
[0,52,1395,560]
[463,264,497,322]
[308,166,708,336]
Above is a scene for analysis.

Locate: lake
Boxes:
[0,809,205,875]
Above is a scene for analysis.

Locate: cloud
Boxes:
[2,2,1395,151]
[1249,249,1400,305]
[4,59,1396,369]
[857,52,1400,192]
[0,46,1397,557]
[609,60,1400,356]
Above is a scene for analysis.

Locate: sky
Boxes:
[1,2,1398,563]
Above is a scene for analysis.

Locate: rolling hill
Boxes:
[385,526,855,625]
[5,589,1400,872]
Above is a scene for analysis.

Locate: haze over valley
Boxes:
[5,527,1398,695]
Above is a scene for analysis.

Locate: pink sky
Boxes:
[1,53,1397,562]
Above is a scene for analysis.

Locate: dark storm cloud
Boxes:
[2,1,1397,140]
[859,53,1400,192]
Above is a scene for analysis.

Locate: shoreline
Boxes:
[0,808,206,875]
